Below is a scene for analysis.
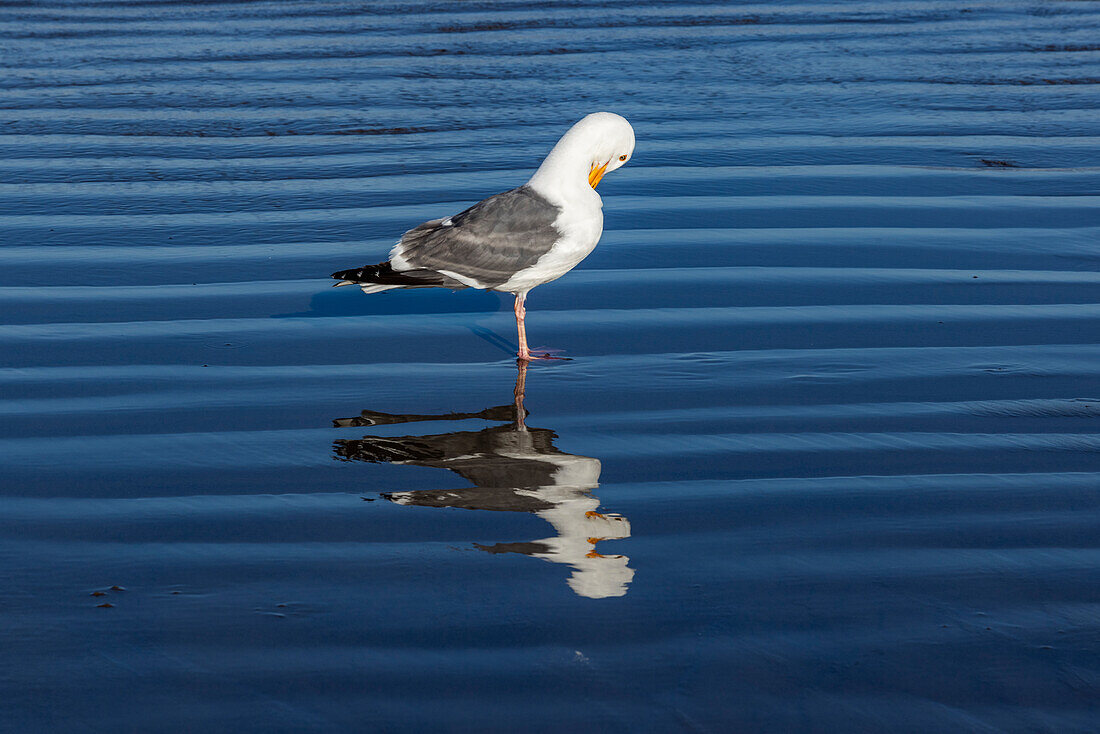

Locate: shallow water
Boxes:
[3,1,1100,731]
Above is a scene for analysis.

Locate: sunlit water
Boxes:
[3,1,1100,731]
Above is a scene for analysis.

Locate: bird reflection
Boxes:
[333,362,633,599]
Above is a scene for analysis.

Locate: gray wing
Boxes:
[393,185,562,289]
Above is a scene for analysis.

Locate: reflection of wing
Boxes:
[333,405,517,428]
[332,363,633,599]
[387,487,553,513]
[335,426,565,489]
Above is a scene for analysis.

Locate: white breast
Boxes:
[497,200,604,294]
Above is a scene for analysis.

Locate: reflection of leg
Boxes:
[514,360,528,431]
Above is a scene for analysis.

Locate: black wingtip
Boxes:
[331,267,359,281]
[329,261,448,288]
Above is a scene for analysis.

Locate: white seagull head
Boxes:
[528,112,635,202]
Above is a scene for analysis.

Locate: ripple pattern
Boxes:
[2,1,1100,732]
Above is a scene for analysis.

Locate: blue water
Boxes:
[3,1,1100,731]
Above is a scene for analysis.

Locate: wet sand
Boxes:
[2,1,1100,731]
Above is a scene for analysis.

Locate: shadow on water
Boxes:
[277,286,522,356]
[275,284,502,318]
[332,361,634,599]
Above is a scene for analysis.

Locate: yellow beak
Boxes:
[588,160,610,189]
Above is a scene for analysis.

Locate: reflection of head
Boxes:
[333,369,633,599]
[530,489,633,599]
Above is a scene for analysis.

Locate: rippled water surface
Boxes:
[4,1,1100,731]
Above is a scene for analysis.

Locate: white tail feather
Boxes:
[359,284,400,294]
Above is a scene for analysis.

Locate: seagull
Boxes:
[332,112,635,361]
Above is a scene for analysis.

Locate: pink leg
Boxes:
[514,292,531,361]
[513,292,569,361]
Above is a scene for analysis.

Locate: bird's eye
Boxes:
[619,154,628,161]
